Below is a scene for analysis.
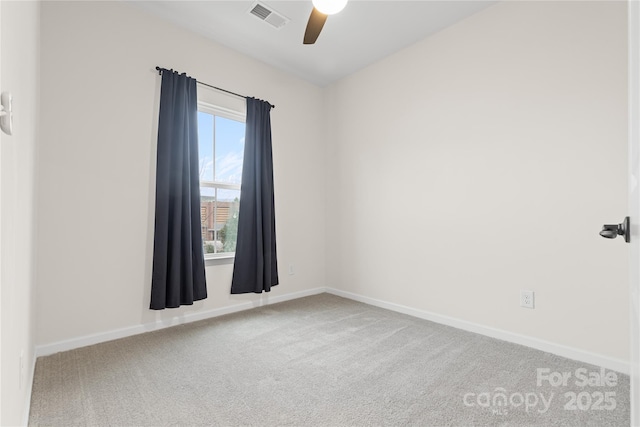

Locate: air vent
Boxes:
[248,1,290,29]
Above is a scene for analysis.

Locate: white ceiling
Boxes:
[129,1,497,87]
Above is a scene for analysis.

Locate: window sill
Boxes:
[204,253,235,266]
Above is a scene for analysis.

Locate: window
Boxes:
[197,103,245,257]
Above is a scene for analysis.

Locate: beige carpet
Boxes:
[29,293,629,426]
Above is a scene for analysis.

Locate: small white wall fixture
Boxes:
[0,91,13,135]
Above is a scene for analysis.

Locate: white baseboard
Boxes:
[326,288,630,375]
[34,286,629,376]
[35,287,326,357]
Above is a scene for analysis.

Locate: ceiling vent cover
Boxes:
[248,2,290,29]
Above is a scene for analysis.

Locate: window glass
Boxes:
[215,116,244,184]
[198,108,245,256]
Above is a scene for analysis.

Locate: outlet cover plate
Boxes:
[520,290,535,309]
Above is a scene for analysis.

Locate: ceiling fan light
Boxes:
[312,0,347,15]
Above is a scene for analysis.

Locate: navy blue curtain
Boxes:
[150,69,207,309]
[231,98,279,294]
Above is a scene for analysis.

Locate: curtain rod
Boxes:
[155,66,275,109]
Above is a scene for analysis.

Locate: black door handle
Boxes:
[600,216,630,242]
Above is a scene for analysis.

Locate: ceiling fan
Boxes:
[303,0,348,45]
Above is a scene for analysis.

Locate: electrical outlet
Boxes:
[520,290,535,309]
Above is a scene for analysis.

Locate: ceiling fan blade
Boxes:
[303,7,328,45]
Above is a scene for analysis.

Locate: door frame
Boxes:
[628,1,640,425]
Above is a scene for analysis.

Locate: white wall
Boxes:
[325,1,629,363]
[0,0,40,424]
[37,1,326,346]
[37,0,629,371]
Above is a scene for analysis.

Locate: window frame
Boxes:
[197,101,246,260]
